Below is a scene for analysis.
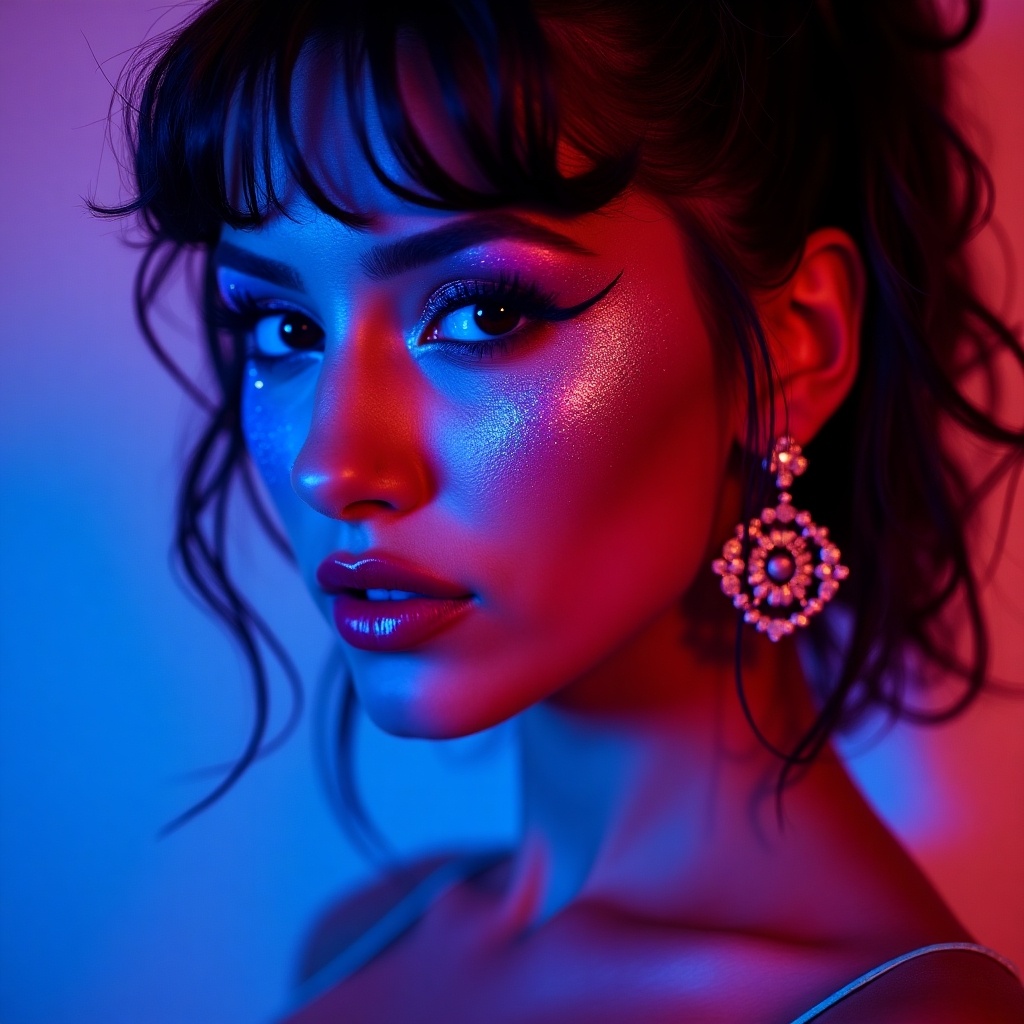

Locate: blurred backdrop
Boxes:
[0,2,1021,1022]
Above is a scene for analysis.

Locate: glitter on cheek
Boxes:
[240,361,317,495]
[428,394,532,523]
[519,291,672,487]
[552,305,645,448]
[430,281,715,569]
[428,364,627,539]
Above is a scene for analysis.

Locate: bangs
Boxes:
[124,0,637,244]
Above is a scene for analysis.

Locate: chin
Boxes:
[349,654,533,740]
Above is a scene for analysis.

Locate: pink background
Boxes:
[0,2,1020,1021]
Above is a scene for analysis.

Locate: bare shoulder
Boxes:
[805,945,1024,1024]
[294,852,459,984]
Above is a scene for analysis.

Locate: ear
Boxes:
[753,228,864,444]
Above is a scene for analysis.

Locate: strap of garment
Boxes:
[285,850,508,1014]
[788,942,1023,1024]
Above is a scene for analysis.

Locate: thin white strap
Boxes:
[789,942,1022,1024]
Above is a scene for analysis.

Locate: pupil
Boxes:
[279,313,322,350]
[474,301,520,337]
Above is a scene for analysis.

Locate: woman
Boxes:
[99,0,1024,1020]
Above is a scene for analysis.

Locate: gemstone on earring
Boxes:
[711,437,847,641]
[766,551,795,583]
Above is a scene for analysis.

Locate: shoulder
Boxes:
[294,852,458,984]
[804,945,1024,1024]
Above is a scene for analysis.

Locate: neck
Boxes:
[497,602,922,945]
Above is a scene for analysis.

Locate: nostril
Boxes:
[340,499,398,520]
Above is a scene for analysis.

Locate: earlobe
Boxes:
[757,227,865,444]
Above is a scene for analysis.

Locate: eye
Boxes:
[430,299,525,343]
[251,311,325,358]
[417,272,623,357]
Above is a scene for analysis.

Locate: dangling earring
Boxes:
[712,436,847,642]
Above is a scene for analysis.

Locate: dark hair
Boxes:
[96,0,1023,835]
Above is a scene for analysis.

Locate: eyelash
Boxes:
[213,293,303,352]
[419,274,595,359]
[214,271,621,361]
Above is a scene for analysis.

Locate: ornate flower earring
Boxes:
[712,436,848,642]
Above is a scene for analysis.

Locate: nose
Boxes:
[290,321,433,521]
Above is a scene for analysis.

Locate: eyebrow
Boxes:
[213,243,305,291]
[212,213,592,290]
[359,214,592,280]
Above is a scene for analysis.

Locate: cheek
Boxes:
[433,283,726,625]
[433,297,660,503]
[395,277,728,735]
[240,361,316,533]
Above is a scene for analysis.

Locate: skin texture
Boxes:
[217,56,980,1024]
[224,187,734,738]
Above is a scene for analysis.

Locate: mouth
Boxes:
[316,554,475,652]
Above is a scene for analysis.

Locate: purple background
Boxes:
[0,3,1020,1021]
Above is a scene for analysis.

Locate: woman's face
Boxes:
[215,78,736,738]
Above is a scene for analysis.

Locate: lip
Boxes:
[316,553,475,652]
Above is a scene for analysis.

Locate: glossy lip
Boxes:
[316,553,475,653]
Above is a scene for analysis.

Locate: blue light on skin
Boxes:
[209,48,968,1019]
[241,355,312,492]
[215,191,730,742]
